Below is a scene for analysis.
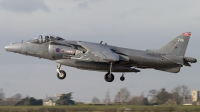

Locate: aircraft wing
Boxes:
[78,42,119,62]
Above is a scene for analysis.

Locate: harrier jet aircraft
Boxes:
[4,32,197,82]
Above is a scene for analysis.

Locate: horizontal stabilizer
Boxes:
[184,61,191,67]
[162,55,196,67]
[155,67,181,73]
[162,55,184,65]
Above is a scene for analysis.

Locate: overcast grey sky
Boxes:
[0,0,200,102]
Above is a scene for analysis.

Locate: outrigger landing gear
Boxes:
[57,64,66,80]
[104,62,115,82]
[120,73,125,81]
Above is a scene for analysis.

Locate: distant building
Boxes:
[43,94,62,106]
[182,97,193,106]
[191,90,199,102]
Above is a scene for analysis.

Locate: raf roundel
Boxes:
[56,48,60,52]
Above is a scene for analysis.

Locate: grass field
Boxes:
[0,105,200,112]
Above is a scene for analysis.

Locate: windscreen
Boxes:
[28,35,64,44]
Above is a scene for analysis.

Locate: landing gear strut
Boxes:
[120,73,125,81]
[104,62,115,82]
[57,64,66,80]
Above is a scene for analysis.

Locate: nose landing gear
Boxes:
[104,63,127,82]
[57,64,66,80]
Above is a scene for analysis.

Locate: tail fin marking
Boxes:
[149,32,191,56]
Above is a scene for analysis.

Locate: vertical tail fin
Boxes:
[151,32,191,56]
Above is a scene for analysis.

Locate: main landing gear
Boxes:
[104,72,115,82]
[104,63,126,82]
[57,64,66,80]
[104,62,114,82]
[120,73,125,81]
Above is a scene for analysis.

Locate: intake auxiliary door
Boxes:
[48,44,76,60]
[48,45,56,60]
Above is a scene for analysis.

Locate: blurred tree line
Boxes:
[1,85,191,106]
[0,88,42,105]
[17,97,42,106]
[56,92,75,105]
[0,88,75,106]
[92,85,191,106]
[0,88,5,101]
[148,85,190,105]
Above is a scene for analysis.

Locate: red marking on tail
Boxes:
[182,32,191,36]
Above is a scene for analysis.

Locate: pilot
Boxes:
[50,36,55,41]
[44,36,50,42]
[38,35,43,43]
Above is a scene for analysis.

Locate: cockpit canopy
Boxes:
[27,35,64,44]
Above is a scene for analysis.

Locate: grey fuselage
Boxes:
[4,40,180,73]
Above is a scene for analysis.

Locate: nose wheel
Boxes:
[57,64,66,80]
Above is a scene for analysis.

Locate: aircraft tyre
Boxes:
[120,76,125,81]
[57,70,66,80]
[104,73,114,82]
